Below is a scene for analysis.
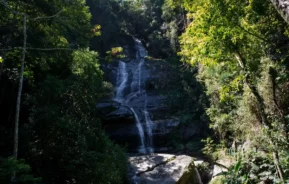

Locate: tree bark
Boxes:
[0,61,3,80]
[270,0,289,24]
[11,15,26,182]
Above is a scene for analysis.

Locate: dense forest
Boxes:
[0,0,289,183]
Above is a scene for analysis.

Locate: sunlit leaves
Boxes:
[105,47,126,62]
[0,56,3,63]
[178,0,283,145]
[72,49,101,78]
[56,36,69,47]
[178,2,289,177]
[111,47,123,53]
[91,24,101,36]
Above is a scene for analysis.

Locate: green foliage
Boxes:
[177,0,289,182]
[87,0,127,54]
[219,159,249,184]
[105,47,126,62]
[201,138,216,157]
[110,0,186,57]
[91,24,102,36]
[0,157,41,183]
[217,152,289,184]
[25,49,127,183]
[209,176,226,184]
[178,0,289,142]
[0,0,128,183]
[201,138,227,161]
[1,0,289,183]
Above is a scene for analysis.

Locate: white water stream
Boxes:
[114,61,128,103]
[144,110,154,153]
[114,38,154,154]
[130,107,146,154]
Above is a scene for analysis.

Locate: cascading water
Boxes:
[110,38,199,184]
[130,107,146,154]
[144,110,154,153]
[130,39,146,94]
[114,61,128,103]
[114,37,154,154]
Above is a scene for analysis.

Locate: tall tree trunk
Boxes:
[0,61,3,80]
[11,15,27,182]
[270,0,289,24]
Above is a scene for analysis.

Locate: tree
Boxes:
[0,0,91,180]
[0,0,128,183]
[0,2,27,170]
[25,49,127,183]
[178,0,289,182]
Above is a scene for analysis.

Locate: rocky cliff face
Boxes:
[97,38,180,153]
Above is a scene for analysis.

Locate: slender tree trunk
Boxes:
[0,61,3,80]
[11,15,27,182]
[269,0,289,24]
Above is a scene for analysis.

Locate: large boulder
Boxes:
[129,154,202,184]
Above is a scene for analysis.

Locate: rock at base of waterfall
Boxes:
[129,154,201,184]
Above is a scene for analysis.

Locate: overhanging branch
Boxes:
[31,9,63,21]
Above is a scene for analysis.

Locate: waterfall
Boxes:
[144,110,154,153]
[131,42,145,94]
[114,37,154,154]
[114,61,128,103]
[138,58,144,93]
[130,107,146,154]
